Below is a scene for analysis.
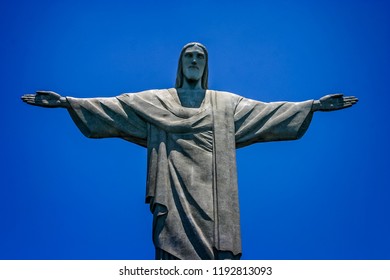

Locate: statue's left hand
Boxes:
[313,94,358,112]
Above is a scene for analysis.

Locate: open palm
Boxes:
[21,91,64,108]
[318,94,358,111]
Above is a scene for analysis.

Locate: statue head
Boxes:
[175,42,209,89]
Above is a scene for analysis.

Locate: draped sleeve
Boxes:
[234,97,314,148]
[66,95,148,147]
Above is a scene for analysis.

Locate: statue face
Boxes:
[181,45,206,82]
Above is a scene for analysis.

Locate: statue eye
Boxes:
[184,53,193,58]
[197,54,205,59]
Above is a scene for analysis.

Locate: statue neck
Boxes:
[181,78,202,90]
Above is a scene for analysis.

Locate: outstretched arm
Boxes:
[21,91,70,108]
[312,93,358,112]
[21,91,148,146]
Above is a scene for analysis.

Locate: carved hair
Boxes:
[175,42,209,89]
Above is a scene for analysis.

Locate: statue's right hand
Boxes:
[21,91,67,108]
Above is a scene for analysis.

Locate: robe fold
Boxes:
[66,89,314,260]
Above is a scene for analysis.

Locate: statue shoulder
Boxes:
[118,89,169,100]
[212,90,244,103]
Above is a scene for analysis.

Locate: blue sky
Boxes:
[1,0,389,259]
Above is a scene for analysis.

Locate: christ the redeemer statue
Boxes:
[21,42,358,260]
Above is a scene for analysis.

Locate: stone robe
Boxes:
[66,89,314,260]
